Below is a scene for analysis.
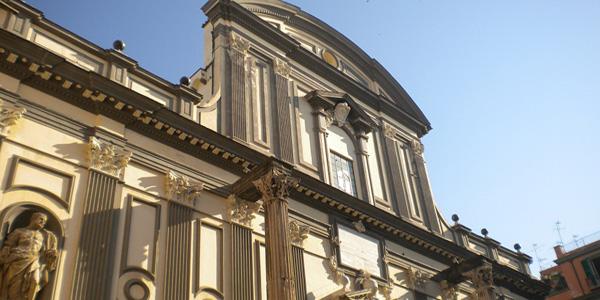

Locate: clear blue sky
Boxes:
[29,0,600,274]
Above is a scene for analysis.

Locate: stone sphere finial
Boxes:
[451,214,459,223]
[179,76,191,86]
[481,228,489,237]
[514,243,522,252]
[113,40,126,51]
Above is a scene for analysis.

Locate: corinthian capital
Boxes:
[229,32,250,54]
[88,136,132,177]
[289,221,310,247]
[410,139,425,156]
[274,57,291,78]
[469,263,494,300]
[165,170,204,202]
[0,99,26,135]
[252,166,298,202]
[228,195,261,227]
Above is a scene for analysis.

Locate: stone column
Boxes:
[309,101,332,184]
[410,140,442,234]
[289,221,310,299]
[273,58,294,163]
[163,202,194,300]
[229,196,261,300]
[381,124,411,218]
[253,165,298,300]
[227,32,250,141]
[71,136,131,300]
[355,129,374,204]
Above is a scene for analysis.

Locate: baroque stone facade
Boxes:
[0,0,548,299]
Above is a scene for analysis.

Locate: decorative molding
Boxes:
[326,256,349,287]
[382,123,398,139]
[165,170,204,202]
[440,280,458,300]
[0,98,26,135]
[252,166,298,203]
[410,139,425,156]
[274,57,291,78]
[324,102,351,128]
[405,266,428,290]
[352,220,366,233]
[378,282,392,300]
[87,136,131,177]
[354,269,378,296]
[469,264,494,300]
[289,220,310,247]
[228,195,261,227]
[229,32,250,54]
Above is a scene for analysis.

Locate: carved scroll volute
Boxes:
[165,170,204,202]
[289,221,310,247]
[252,167,298,203]
[228,195,261,227]
[0,98,26,136]
[87,136,132,177]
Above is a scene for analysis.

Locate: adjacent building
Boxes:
[541,235,600,300]
[0,0,548,299]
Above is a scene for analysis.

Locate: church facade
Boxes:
[0,0,548,299]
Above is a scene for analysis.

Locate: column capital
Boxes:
[165,170,204,203]
[289,221,310,247]
[0,99,26,136]
[229,31,250,54]
[274,57,291,78]
[231,158,298,202]
[469,262,494,300]
[87,136,131,177]
[228,195,261,227]
[410,139,425,156]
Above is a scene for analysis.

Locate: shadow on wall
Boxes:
[53,142,87,166]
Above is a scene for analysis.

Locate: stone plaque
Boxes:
[337,224,382,277]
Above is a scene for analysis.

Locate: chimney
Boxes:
[554,245,566,258]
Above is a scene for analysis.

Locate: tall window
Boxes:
[330,152,356,196]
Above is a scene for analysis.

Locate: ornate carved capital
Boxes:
[289,221,310,247]
[229,32,250,54]
[405,266,428,290]
[274,57,291,78]
[382,123,398,139]
[410,139,425,156]
[165,170,204,202]
[440,280,458,300]
[228,195,261,227]
[252,166,299,203]
[469,263,494,300]
[88,136,131,177]
[0,99,26,135]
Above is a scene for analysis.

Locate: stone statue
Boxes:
[0,212,58,300]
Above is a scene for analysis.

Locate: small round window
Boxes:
[321,49,339,68]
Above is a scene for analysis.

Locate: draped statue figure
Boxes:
[0,212,57,300]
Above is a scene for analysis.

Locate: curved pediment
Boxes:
[235,0,430,133]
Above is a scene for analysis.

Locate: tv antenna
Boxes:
[532,243,547,272]
[554,221,566,245]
